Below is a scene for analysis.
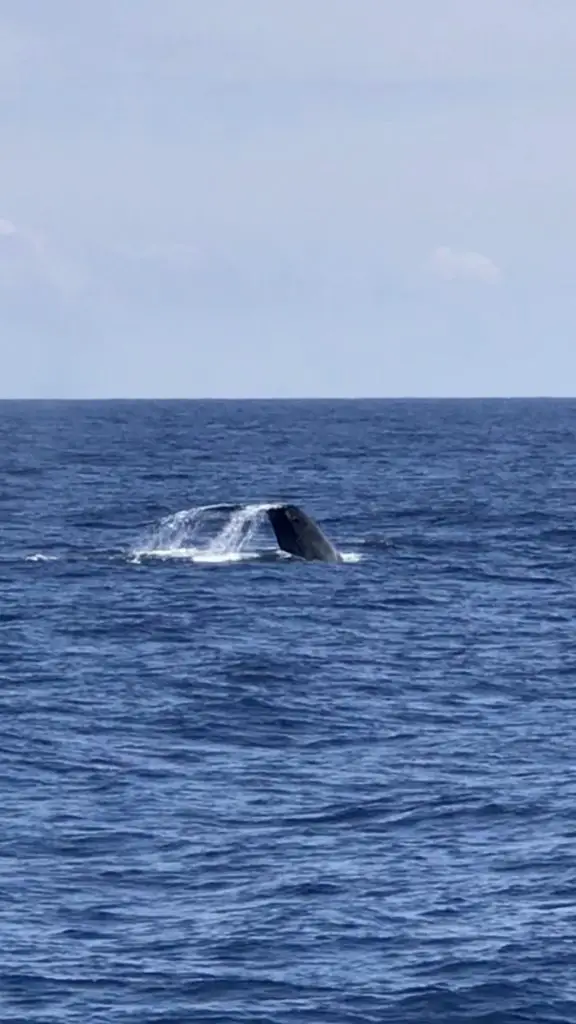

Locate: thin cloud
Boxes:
[431,246,501,283]
[0,215,43,250]
[0,215,85,298]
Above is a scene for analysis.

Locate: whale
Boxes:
[266,504,341,562]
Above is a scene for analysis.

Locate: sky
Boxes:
[1,0,576,398]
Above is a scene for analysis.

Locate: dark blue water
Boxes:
[2,399,576,1024]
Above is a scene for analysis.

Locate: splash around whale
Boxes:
[131,502,359,566]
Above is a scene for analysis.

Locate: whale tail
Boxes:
[266,504,341,562]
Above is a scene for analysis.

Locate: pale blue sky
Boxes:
[1,0,576,397]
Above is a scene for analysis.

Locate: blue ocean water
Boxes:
[2,398,576,1024]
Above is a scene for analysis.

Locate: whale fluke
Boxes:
[266,504,341,562]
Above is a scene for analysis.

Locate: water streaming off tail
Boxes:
[131,503,277,563]
[205,504,272,556]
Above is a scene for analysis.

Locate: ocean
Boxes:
[2,398,576,1023]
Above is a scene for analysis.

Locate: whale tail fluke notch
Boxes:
[266,504,341,563]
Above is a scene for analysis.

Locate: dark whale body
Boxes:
[266,505,341,562]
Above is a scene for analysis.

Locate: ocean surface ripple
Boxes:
[2,399,576,1023]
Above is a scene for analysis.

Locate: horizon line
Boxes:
[0,395,575,403]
